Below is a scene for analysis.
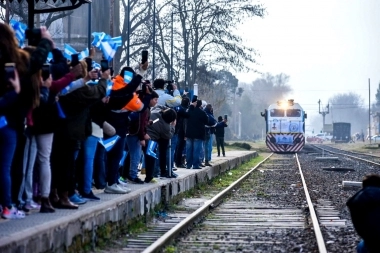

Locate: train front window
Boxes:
[286,109,301,117]
[270,109,285,117]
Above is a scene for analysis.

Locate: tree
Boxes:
[328,92,367,133]
[0,1,73,29]
[375,82,380,108]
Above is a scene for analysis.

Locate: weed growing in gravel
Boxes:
[163,245,177,253]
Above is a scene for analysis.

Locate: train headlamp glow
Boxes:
[277,99,294,109]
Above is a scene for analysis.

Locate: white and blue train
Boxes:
[261,99,307,153]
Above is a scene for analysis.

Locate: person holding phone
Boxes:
[0,23,53,219]
[214,115,228,157]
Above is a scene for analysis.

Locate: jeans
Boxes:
[126,135,141,179]
[204,134,211,163]
[216,136,225,156]
[93,143,107,189]
[82,136,99,194]
[167,134,178,170]
[0,126,17,208]
[35,133,54,198]
[18,130,37,205]
[186,138,203,169]
[106,136,126,186]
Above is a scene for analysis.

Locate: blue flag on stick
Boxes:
[146,140,158,159]
[99,135,120,152]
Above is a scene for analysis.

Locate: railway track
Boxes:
[312,144,380,165]
[116,153,334,253]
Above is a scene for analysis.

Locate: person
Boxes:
[174,97,190,168]
[144,107,177,182]
[185,100,209,170]
[215,116,228,157]
[204,104,217,166]
[0,23,53,219]
[347,174,380,253]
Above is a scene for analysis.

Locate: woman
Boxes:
[0,23,53,219]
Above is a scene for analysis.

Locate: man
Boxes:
[347,174,380,253]
[185,100,209,169]
[204,104,217,166]
[215,116,228,157]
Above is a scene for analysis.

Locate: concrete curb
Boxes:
[0,151,257,253]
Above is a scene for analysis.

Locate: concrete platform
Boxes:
[0,150,257,253]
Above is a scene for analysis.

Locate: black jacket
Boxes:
[215,120,228,138]
[175,105,189,136]
[347,186,380,252]
[54,79,107,141]
[185,105,209,140]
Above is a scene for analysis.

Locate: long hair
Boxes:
[22,46,41,109]
[0,23,28,77]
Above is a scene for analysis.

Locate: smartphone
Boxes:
[141,50,148,64]
[71,54,79,66]
[41,64,50,81]
[4,63,15,81]
[110,67,114,77]
[85,57,93,72]
[100,60,109,72]
[224,114,228,120]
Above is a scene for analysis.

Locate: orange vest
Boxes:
[112,75,144,112]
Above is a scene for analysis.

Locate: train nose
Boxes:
[270,136,276,143]
[294,137,301,144]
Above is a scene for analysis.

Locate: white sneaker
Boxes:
[104,183,128,194]
[118,178,128,187]
[117,184,132,193]
[2,206,26,219]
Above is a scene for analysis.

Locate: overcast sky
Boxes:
[235,0,380,120]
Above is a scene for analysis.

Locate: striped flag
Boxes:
[100,40,118,61]
[111,36,122,47]
[119,151,128,167]
[146,140,158,159]
[92,61,101,69]
[64,44,77,60]
[106,80,113,96]
[99,135,120,152]
[91,32,106,48]
[10,20,27,47]
[78,48,89,60]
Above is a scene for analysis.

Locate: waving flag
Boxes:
[106,80,113,96]
[119,151,128,168]
[92,32,122,61]
[78,48,89,60]
[99,135,120,152]
[92,61,101,69]
[64,44,77,60]
[10,20,27,47]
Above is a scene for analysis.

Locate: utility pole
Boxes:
[318,99,330,132]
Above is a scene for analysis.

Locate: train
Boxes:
[332,122,351,143]
[261,99,307,153]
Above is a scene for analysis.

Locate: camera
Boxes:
[100,60,109,72]
[25,28,41,47]
[4,63,15,88]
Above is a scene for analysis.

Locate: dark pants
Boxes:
[144,145,156,183]
[158,139,169,175]
[51,134,80,194]
[93,143,107,189]
[216,136,225,156]
[175,134,186,165]
[11,131,26,204]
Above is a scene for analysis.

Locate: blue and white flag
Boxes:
[111,36,122,47]
[91,32,106,48]
[99,135,120,152]
[146,140,158,159]
[124,71,133,84]
[60,82,73,95]
[64,44,77,60]
[78,48,89,60]
[92,61,101,69]
[119,151,128,168]
[100,40,118,61]
[47,52,53,63]
[10,20,27,47]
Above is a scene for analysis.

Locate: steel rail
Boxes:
[295,153,327,253]
[313,145,380,167]
[142,153,273,253]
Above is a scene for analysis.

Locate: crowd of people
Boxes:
[0,23,228,220]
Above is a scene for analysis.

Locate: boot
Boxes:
[49,188,60,208]
[57,191,78,209]
[40,197,55,213]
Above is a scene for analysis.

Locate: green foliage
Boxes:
[225,142,252,150]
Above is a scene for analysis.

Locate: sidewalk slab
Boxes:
[0,151,257,253]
